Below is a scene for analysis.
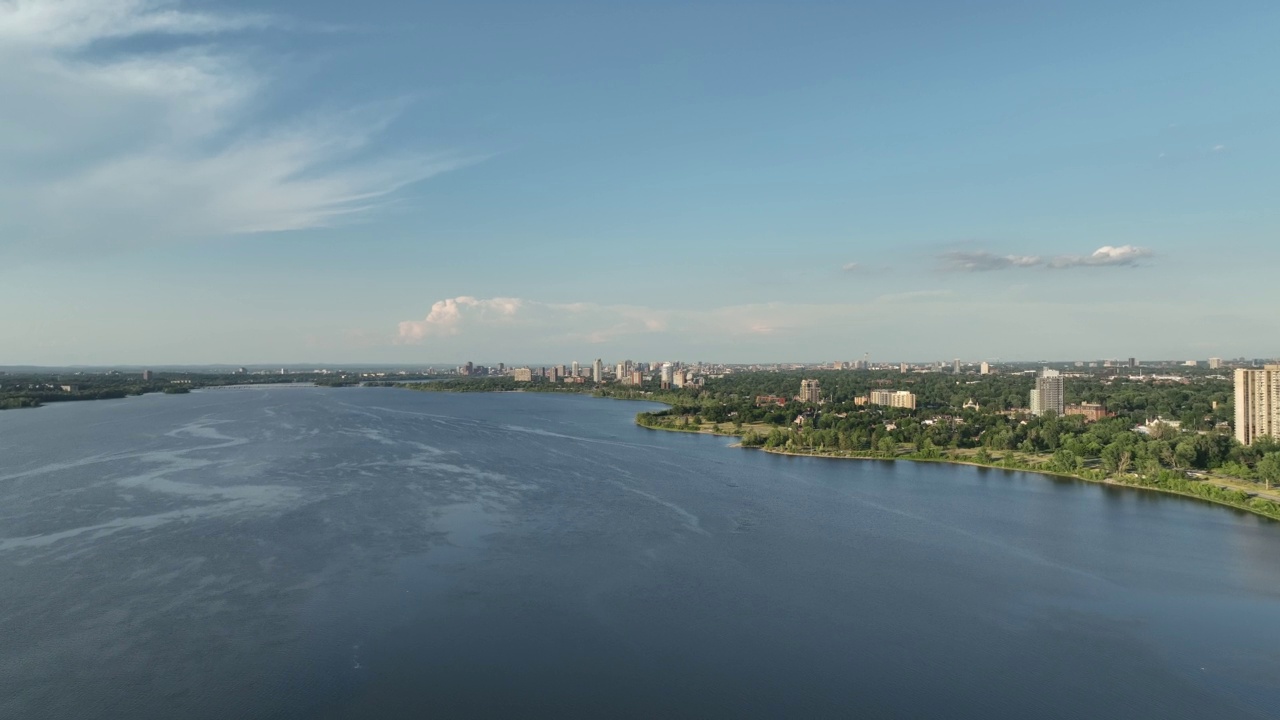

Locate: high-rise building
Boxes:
[953,358,961,374]
[660,363,673,388]
[672,370,688,389]
[512,368,532,382]
[869,390,916,409]
[548,366,561,382]
[797,379,822,404]
[1235,366,1280,446]
[141,369,153,381]
[630,370,643,386]
[900,362,908,373]
[592,359,602,383]
[1209,358,1224,370]
[1128,357,1138,368]
[572,361,580,377]
[980,362,990,375]
[1030,368,1064,417]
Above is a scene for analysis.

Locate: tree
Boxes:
[1257,453,1280,491]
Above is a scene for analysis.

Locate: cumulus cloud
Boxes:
[0,0,470,250]
[396,293,970,350]
[397,297,524,340]
[398,296,672,345]
[942,246,1153,272]
[1046,245,1152,268]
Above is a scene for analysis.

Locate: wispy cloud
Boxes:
[841,262,860,272]
[0,0,471,250]
[940,251,1042,272]
[941,245,1153,272]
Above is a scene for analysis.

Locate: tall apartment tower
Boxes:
[1030,368,1064,417]
[1209,358,1224,370]
[592,359,602,383]
[953,358,961,374]
[798,379,822,404]
[980,362,991,375]
[1235,366,1280,445]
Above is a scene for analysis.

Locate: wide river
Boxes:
[1,388,1278,718]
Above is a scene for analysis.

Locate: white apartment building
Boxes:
[1030,368,1064,417]
[1235,366,1280,445]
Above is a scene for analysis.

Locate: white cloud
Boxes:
[1046,245,1152,268]
[398,297,525,340]
[942,245,1153,272]
[0,0,469,250]
[396,294,954,351]
[0,0,272,48]
[841,262,860,272]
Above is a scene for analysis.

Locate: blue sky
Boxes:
[2,0,1278,365]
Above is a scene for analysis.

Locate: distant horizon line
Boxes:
[0,357,1269,372]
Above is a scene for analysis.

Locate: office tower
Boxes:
[1029,368,1064,417]
[660,363,673,387]
[572,361,580,376]
[1129,357,1138,368]
[953,358,961,373]
[1235,366,1280,445]
[798,379,822,404]
[616,362,625,379]
[592,359,602,383]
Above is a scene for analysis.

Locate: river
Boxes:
[1,388,1277,718]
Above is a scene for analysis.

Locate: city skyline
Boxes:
[3,0,1280,365]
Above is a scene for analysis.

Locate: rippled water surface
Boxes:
[1,388,1278,719]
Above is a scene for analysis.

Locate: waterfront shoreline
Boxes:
[634,420,1280,524]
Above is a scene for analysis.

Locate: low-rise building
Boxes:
[1064,402,1111,422]
[869,389,916,409]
